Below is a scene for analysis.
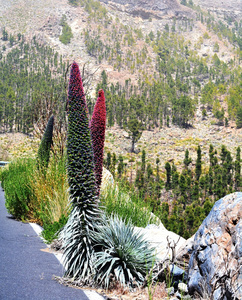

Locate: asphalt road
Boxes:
[0,188,91,300]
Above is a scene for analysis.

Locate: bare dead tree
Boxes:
[81,62,100,96]
[33,91,67,159]
[142,236,181,288]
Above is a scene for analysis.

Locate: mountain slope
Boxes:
[0,0,239,86]
[0,0,241,160]
[100,0,195,18]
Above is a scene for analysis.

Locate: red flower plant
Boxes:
[90,89,106,195]
[67,61,97,204]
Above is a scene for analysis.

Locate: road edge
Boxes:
[29,223,106,300]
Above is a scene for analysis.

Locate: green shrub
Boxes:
[100,182,159,228]
[59,21,73,45]
[91,215,156,288]
[1,155,70,238]
[2,158,35,220]
[41,214,68,243]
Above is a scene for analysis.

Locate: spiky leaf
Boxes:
[91,215,156,288]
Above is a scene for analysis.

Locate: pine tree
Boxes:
[141,149,146,173]
[236,106,242,128]
[214,172,224,199]
[195,145,202,181]
[117,155,124,178]
[111,152,117,178]
[208,166,214,195]
[209,144,216,167]
[184,149,192,169]
[235,146,241,190]
[172,167,179,191]
[135,169,145,197]
[192,180,199,201]
[2,27,8,41]
[106,152,111,171]
[126,117,143,153]
[220,145,227,165]
[156,157,160,182]
[155,157,161,199]
[165,162,171,190]
[199,175,207,201]
[186,175,192,202]
[225,150,233,187]
[146,163,153,181]
[179,174,187,198]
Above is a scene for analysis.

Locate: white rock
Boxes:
[135,225,186,261]
[100,167,114,193]
[178,282,188,293]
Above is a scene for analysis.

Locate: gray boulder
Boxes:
[188,192,242,299]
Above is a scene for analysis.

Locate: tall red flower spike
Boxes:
[67,61,97,203]
[63,62,101,280]
[90,89,106,195]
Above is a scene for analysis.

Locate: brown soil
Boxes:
[54,276,168,300]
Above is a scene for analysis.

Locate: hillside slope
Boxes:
[0,0,241,169]
[0,0,239,85]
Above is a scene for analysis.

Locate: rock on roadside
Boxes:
[188,192,242,299]
[137,224,186,261]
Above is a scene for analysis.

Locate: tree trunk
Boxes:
[131,137,135,153]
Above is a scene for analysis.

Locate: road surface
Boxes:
[0,187,101,300]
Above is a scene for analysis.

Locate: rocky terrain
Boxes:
[0,0,238,83]
[100,0,195,19]
[188,192,242,299]
[192,0,241,21]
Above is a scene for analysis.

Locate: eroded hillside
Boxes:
[0,0,241,172]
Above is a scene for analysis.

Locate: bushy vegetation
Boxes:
[69,0,108,18]
[1,158,35,220]
[100,180,159,228]
[59,15,73,45]
[0,155,70,229]
[29,155,70,227]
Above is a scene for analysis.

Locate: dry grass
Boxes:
[28,157,70,225]
[0,133,38,161]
